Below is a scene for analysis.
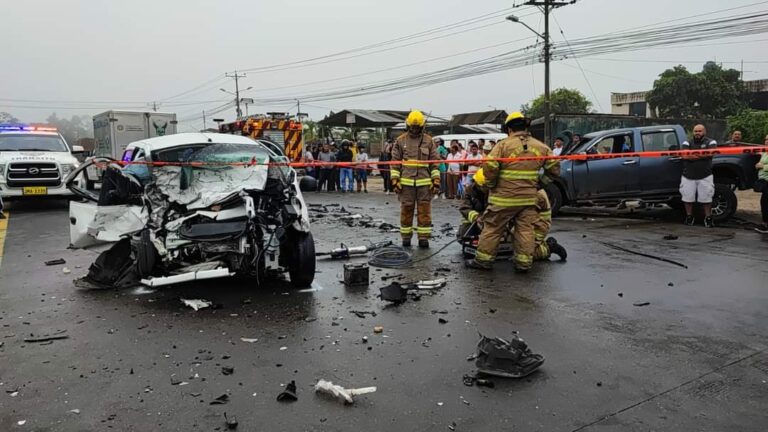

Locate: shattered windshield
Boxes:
[152,143,272,209]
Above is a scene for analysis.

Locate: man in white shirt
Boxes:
[552,136,564,156]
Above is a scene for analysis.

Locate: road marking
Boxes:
[0,211,8,268]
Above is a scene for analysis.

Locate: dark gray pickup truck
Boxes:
[546,125,760,222]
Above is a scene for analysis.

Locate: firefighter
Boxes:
[532,188,567,261]
[465,112,560,272]
[391,110,440,248]
[458,168,488,240]
[459,169,566,261]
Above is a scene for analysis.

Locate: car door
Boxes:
[572,132,640,199]
[637,129,684,195]
[65,155,147,248]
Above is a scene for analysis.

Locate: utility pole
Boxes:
[519,0,575,146]
[202,110,207,130]
[149,101,159,112]
[296,99,301,118]
[225,71,247,119]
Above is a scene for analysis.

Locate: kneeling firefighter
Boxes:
[465,112,560,272]
[459,169,566,261]
[391,110,440,248]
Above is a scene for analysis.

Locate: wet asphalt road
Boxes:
[1,193,767,431]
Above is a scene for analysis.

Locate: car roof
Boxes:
[583,125,681,138]
[127,133,258,152]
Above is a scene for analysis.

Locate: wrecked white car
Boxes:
[65,133,317,288]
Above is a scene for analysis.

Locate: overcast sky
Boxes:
[1,0,766,131]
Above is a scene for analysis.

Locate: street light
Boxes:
[507,14,552,145]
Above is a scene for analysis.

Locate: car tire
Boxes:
[286,230,316,288]
[711,183,737,222]
[545,183,563,217]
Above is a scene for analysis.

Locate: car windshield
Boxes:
[0,134,69,152]
[151,142,272,210]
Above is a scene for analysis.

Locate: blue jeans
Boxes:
[340,168,353,191]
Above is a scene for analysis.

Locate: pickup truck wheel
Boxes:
[286,230,316,288]
[711,183,737,222]
[545,183,563,217]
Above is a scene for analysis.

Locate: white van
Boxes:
[432,133,507,148]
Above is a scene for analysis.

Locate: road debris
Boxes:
[439,318,448,324]
[23,330,69,343]
[474,334,544,378]
[633,301,651,307]
[17,420,26,426]
[314,379,376,404]
[240,337,258,343]
[224,412,238,429]
[221,366,234,375]
[350,310,377,319]
[344,263,370,287]
[181,299,212,311]
[379,278,448,304]
[462,374,495,388]
[663,234,679,240]
[69,409,81,415]
[599,241,688,269]
[210,394,229,405]
[62,267,71,274]
[373,326,384,334]
[45,258,66,266]
[276,380,298,402]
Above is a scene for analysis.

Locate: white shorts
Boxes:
[680,175,714,204]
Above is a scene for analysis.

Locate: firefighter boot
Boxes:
[545,237,567,261]
[465,258,493,270]
[418,239,430,248]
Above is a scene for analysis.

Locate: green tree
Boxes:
[726,110,768,144]
[521,88,593,119]
[45,113,93,145]
[647,62,747,119]
[302,119,318,141]
[0,112,19,123]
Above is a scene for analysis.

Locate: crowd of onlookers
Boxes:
[297,130,768,234]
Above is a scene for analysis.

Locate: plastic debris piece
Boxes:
[476,379,495,388]
[69,409,80,414]
[373,326,384,334]
[379,282,408,304]
[276,380,298,402]
[45,258,66,266]
[221,366,234,375]
[448,421,456,430]
[17,420,26,426]
[181,299,212,311]
[362,336,368,344]
[314,379,376,404]
[475,334,544,378]
[210,394,229,405]
[279,347,287,351]
[62,267,71,274]
[224,412,238,429]
[437,402,444,406]
[240,337,258,343]
[439,318,448,324]
[24,333,69,343]
[633,301,650,307]
[350,310,377,319]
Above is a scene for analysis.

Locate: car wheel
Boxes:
[711,183,737,222]
[545,183,563,217]
[287,230,316,288]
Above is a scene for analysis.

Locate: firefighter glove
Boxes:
[392,177,402,193]
[430,176,440,195]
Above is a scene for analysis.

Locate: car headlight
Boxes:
[60,163,77,177]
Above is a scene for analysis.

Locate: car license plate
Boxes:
[22,186,48,195]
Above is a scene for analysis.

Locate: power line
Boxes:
[551,11,603,111]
